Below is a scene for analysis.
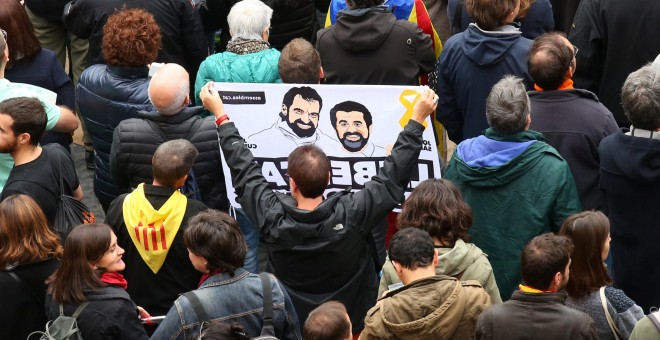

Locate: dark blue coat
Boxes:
[434,25,533,142]
[76,64,153,209]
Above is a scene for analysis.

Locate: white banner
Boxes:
[213,83,442,210]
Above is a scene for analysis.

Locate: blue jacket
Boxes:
[77,64,153,209]
[194,49,281,107]
[434,25,532,142]
[151,269,301,340]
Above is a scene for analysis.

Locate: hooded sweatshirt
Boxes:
[598,129,660,312]
[379,239,502,303]
[444,129,580,300]
[316,6,435,85]
[361,276,491,340]
[434,24,533,142]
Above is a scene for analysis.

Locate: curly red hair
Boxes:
[102,8,161,67]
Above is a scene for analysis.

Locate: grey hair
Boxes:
[622,64,660,130]
[148,78,189,116]
[227,0,273,41]
[486,75,530,134]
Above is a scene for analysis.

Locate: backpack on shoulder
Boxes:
[145,119,204,201]
[184,272,279,339]
[28,302,89,340]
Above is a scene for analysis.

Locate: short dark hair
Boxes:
[521,233,574,290]
[0,0,41,67]
[0,97,47,146]
[559,211,612,298]
[622,64,660,130]
[282,86,323,114]
[389,228,435,270]
[102,8,161,67]
[529,32,573,90]
[279,38,321,84]
[201,321,250,340]
[465,0,519,30]
[398,179,472,244]
[152,139,198,188]
[184,210,246,276]
[304,301,351,340]
[287,145,331,198]
[329,101,373,129]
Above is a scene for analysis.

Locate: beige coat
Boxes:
[379,239,502,303]
[360,275,491,340]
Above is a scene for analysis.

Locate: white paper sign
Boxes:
[213,83,442,210]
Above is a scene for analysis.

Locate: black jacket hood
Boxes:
[333,7,396,52]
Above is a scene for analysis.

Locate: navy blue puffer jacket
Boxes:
[77,64,154,210]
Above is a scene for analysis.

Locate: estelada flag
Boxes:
[122,183,187,274]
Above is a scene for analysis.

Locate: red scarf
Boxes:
[534,79,574,91]
[100,272,128,290]
[198,269,222,287]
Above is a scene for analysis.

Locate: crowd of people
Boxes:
[0,0,659,338]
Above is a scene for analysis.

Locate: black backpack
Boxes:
[184,272,279,339]
[145,119,204,201]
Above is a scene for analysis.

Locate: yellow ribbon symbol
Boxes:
[398,89,427,129]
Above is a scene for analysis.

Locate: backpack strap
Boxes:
[258,272,276,337]
[71,302,90,318]
[183,291,210,323]
[600,286,622,340]
[648,311,660,333]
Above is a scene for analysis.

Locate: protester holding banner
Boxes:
[200,81,438,335]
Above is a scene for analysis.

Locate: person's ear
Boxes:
[319,67,325,84]
[432,250,439,267]
[281,104,288,116]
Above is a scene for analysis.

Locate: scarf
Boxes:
[519,283,557,293]
[534,79,574,91]
[226,39,270,55]
[100,272,128,290]
[122,184,187,274]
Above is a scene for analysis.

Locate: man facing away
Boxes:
[0,97,83,225]
[304,301,353,340]
[444,75,581,299]
[360,228,490,340]
[105,139,208,326]
[476,233,597,339]
[200,81,438,334]
[598,63,660,313]
[110,63,229,212]
[434,0,533,143]
[527,32,618,213]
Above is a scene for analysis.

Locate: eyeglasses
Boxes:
[1,29,6,42]
[572,44,579,58]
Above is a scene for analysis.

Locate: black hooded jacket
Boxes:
[316,6,435,85]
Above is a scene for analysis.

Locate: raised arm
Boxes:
[348,88,438,229]
[199,82,279,228]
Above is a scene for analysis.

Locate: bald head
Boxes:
[528,32,575,90]
[148,63,190,116]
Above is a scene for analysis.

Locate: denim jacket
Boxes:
[150,268,302,340]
